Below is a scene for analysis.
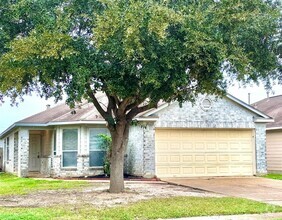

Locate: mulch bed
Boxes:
[53,174,160,181]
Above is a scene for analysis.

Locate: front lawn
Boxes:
[0,197,281,220]
[1,173,282,219]
[0,173,89,195]
[262,173,282,180]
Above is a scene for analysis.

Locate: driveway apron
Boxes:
[163,177,282,206]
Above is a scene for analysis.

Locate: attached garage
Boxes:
[155,129,254,178]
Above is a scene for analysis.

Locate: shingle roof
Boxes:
[18,97,107,124]
[253,95,282,129]
[0,95,159,138]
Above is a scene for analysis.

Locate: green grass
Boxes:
[0,197,281,220]
[262,173,282,180]
[0,173,89,195]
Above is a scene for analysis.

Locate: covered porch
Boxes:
[27,129,54,177]
[16,128,54,177]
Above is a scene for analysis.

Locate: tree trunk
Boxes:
[109,121,130,193]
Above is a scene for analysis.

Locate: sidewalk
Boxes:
[167,212,282,220]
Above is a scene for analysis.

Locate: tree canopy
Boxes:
[0,0,281,192]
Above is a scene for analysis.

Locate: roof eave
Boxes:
[266,127,282,131]
[253,118,274,123]
[0,123,49,139]
[0,123,17,139]
[0,117,159,138]
[143,103,170,117]
[226,93,272,119]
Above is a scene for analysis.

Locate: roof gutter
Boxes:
[266,127,282,131]
[253,118,274,123]
[0,117,159,139]
[0,123,51,139]
[0,123,17,139]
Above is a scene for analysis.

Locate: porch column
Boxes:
[17,129,29,177]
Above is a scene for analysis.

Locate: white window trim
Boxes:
[88,127,109,168]
[61,127,80,168]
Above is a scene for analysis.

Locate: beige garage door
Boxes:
[155,129,254,178]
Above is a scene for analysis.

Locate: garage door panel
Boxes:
[155,129,254,177]
[170,142,181,150]
[181,155,193,162]
[219,155,229,161]
[230,155,241,162]
[230,142,241,150]
[218,142,229,151]
[183,167,193,174]
[207,155,217,162]
[170,155,181,163]
[195,143,205,150]
[156,155,169,163]
[182,142,193,150]
[207,142,217,151]
[207,167,217,174]
[156,141,170,151]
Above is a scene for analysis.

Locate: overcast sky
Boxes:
[0,82,282,134]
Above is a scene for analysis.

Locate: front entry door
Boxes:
[29,135,41,171]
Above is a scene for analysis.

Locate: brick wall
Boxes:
[127,95,267,177]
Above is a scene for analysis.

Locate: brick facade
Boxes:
[126,95,267,177]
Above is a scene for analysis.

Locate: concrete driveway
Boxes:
[163,177,282,206]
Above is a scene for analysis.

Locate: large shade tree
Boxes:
[0,0,281,192]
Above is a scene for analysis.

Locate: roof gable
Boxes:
[144,93,272,120]
[253,95,282,129]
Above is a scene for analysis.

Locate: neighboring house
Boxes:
[0,143,2,171]
[253,95,282,173]
[0,94,273,178]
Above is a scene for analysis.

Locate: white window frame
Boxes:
[5,137,10,161]
[89,128,109,168]
[62,128,79,168]
[53,130,57,156]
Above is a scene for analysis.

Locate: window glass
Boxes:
[89,128,108,167]
[62,129,78,167]
[89,151,106,167]
[63,129,78,151]
[63,152,77,167]
[6,137,9,161]
[53,130,57,156]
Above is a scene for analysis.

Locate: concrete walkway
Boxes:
[163,177,282,206]
[167,212,282,220]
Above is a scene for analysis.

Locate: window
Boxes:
[62,129,78,167]
[53,130,57,156]
[6,137,10,161]
[89,128,108,167]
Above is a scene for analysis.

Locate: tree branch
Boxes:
[119,97,132,112]
[106,92,118,117]
[126,102,157,121]
[86,84,109,120]
[124,97,146,112]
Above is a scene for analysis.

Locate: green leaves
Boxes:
[93,0,182,59]
[0,0,280,108]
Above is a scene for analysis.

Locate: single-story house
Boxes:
[253,95,282,173]
[0,147,2,171]
[0,94,273,178]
